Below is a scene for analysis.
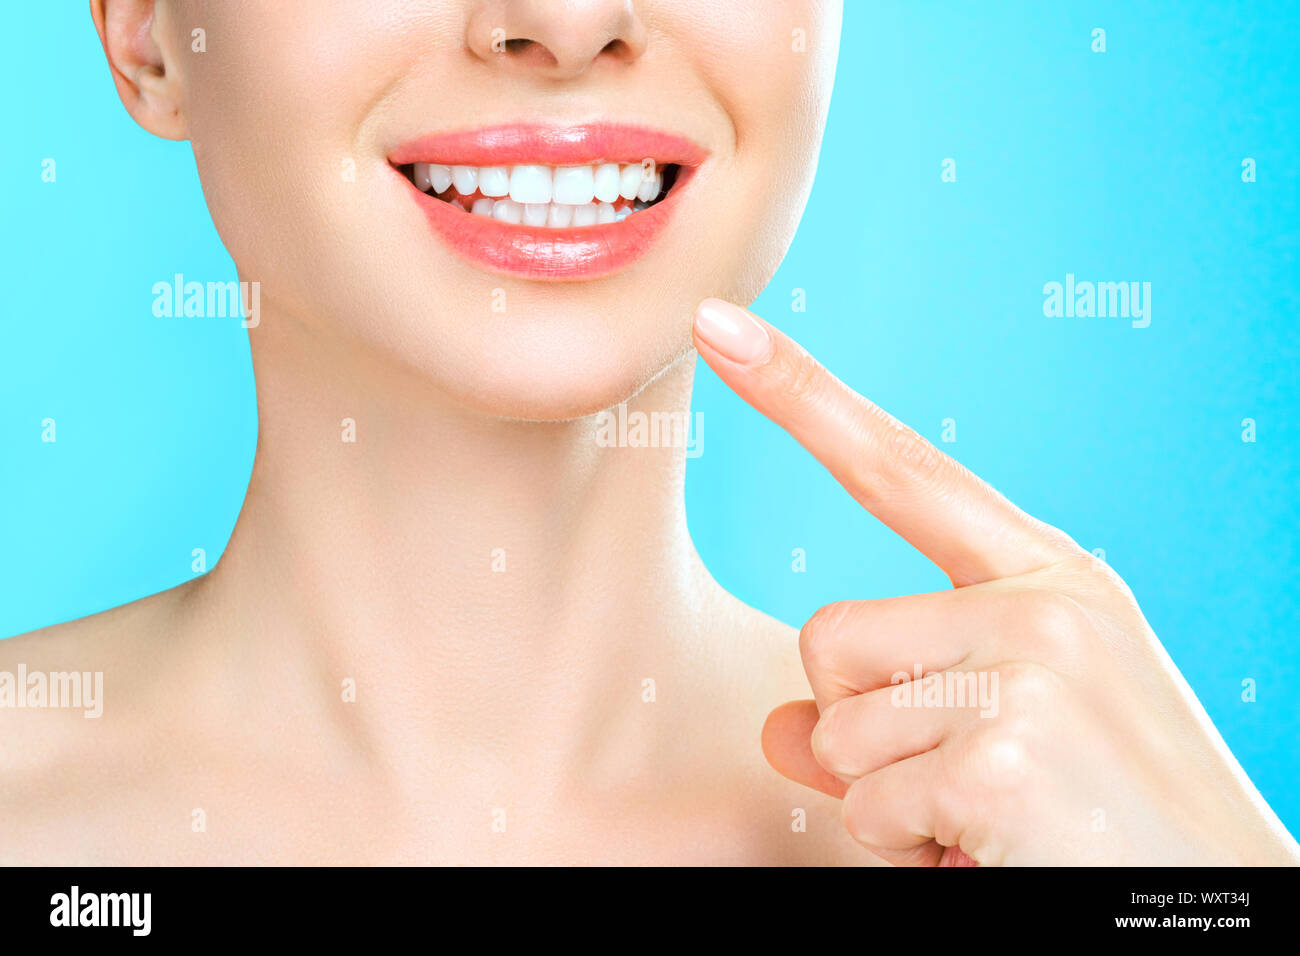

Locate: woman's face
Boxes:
[161,0,841,419]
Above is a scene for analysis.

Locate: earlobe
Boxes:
[91,0,188,141]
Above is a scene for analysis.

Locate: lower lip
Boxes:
[400,167,693,281]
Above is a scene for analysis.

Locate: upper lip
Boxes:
[387,122,709,167]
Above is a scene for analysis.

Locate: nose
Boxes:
[466,0,648,79]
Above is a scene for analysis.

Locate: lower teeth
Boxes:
[451,196,646,227]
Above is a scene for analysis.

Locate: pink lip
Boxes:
[389,123,707,281]
[389,122,708,167]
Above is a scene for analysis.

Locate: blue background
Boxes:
[3,4,1298,832]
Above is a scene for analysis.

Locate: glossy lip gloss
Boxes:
[388,123,708,281]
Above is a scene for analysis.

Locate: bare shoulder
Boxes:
[0,583,204,862]
[0,580,395,865]
[2,582,195,662]
[0,583,197,727]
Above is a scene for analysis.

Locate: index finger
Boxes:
[692,298,1080,586]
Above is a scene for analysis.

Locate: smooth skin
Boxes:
[2,0,1295,865]
[694,298,1300,866]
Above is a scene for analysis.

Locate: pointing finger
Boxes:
[693,299,1080,586]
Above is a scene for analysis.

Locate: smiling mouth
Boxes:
[388,123,706,281]
[397,160,681,228]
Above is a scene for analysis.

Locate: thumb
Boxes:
[761,700,847,799]
[762,701,981,867]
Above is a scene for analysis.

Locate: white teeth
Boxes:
[452,165,479,194]
[429,164,453,194]
[593,164,621,203]
[432,162,669,202]
[492,198,523,224]
[636,171,662,203]
[546,202,574,228]
[479,166,510,197]
[619,164,643,200]
[460,196,649,227]
[422,159,675,227]
[510,165,553,204]
[553,166,596,205]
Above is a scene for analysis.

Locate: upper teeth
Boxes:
[413,161,663,206]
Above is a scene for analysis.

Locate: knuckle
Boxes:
[1058,551,1129,596]
[992,660,1062,717]
[841,412,963,512]
[842,805,871,847]
[841,779,879,845]
[799,600,854,671]
[838,407,951,509]
[1011,589,1092,648]
[1052,554,1148,638]
[809,701,847,772]
[777,345,829,411]
[885,418,947,481]
[1060,550,1111,576]
[966,724,1035,793]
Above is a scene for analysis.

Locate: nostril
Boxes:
[466,1,647,73]
[492,37,633,72]
[598,38,638,62]
[500,37,560,68]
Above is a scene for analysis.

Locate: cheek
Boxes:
[179,11,398,293]
[683,7,839,303]
[180,21,461,395]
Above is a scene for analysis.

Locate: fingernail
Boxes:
[694,298,773,365]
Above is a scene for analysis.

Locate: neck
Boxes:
[192,304,716,778]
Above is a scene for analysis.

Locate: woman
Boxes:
[2,0,1295,865]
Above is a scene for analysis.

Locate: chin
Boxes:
[433,368,686,424]
[425,311,694,423]
[457,335,696,424]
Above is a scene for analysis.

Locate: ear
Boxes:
[90,0,187,140]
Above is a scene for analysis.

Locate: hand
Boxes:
[693,298,1300,866]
